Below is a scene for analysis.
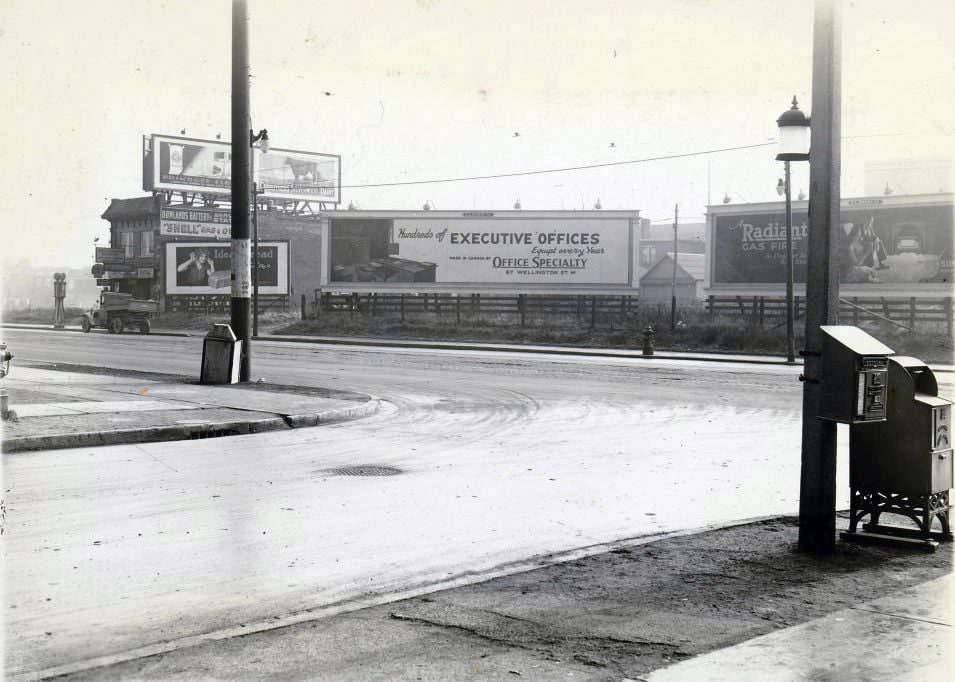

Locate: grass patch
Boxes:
[274,309,954,364]
[3,306,87,325]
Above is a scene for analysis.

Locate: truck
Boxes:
[81,291,159,334]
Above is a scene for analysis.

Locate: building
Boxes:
[638,253,702,305]
[98,196,322,313]
[638,221,706,277]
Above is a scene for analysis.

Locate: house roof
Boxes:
[666,252,705,280]
[101,196,157,220]
[639,253,704,284]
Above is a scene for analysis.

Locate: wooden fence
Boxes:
[308,291,667,329]
[706,295,954,334]
[305,290,953,334]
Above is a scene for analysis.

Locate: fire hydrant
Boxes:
[0,341,13,421]
[642,325,655,356]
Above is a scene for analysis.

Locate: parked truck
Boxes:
[81,291,159,334]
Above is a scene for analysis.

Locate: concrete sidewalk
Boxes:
[646,572,953,681]
[48,516,953,681]
[1,364,379,453]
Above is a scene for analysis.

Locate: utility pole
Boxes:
[231,0,252,382]
[670,203,679,330]
[799,0,843,553]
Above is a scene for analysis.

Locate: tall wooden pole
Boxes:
[670,204,679,330]
[231,0,252,381]
[799,0,843,552]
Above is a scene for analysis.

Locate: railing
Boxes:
[706,295,954,333]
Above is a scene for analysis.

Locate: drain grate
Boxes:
[327,465,403,477]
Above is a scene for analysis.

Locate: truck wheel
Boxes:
[138,319,151,334]
[110,317,124,334]
[81,318,92,333]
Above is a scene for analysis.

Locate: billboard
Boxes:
[329,217,631,285]
[256,147,341,204]
[164,241,289,295]
[160,206,232,240]
[711,202,953,285]
[145,134,341,204]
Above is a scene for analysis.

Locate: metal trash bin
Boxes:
[844,356,953,547]
[200,324,242,385]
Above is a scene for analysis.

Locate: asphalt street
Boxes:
[5,328,951,678]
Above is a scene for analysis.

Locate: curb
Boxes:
[1,323,193,338]
[1,399,381,454]
[262,334,803,366]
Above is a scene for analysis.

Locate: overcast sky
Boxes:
[1,0,952,268]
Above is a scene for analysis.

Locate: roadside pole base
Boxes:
[840,530,941,552]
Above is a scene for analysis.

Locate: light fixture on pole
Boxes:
[776,95,811,365]
[250,128,269,338]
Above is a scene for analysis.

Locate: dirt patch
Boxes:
[56,516,954,680]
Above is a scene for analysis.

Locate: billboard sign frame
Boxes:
[164,240,290,296]
[320,210,641,293]
[145,134,341,205]
[705,194,954,293]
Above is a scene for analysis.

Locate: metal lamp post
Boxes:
[250,128,269,337]
[776,96,811,364]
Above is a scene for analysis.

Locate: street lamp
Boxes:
[776,95,811,364]
[250,128,269,337]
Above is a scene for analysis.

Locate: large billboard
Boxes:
[712,201,953,285]
[329,217,631,285]
[164,241,290,295]
[145,134,341,204]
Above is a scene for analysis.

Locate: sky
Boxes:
[1,0,952,268]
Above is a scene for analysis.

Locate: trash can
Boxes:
[200,324,242,385]
[844,356,953,547]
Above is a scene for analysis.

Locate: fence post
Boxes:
[758,296,765,329]
[519,294,526,328]
[909,296,916,331]
[881,297,890,319]
[456,296,461,325]
[300,293,307,320]
[400,294,405,322]
[435,294,442,316]
[852,296,858,325]
[947,297,954,338]
[707,295,714,315]
[590,296,597,330]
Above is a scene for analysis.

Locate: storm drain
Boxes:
[327,465,403,477]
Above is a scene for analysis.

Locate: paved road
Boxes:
[5,328,931,678]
